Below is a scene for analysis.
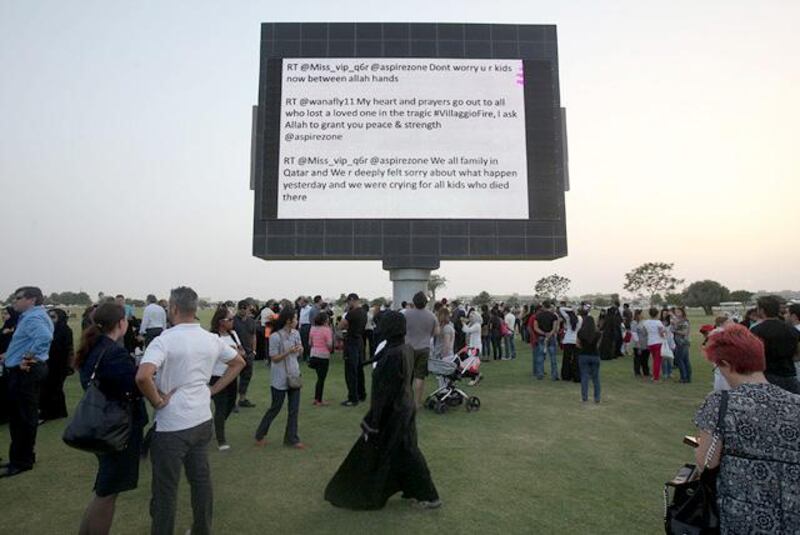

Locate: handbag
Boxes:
[499,320,511,337]
[279,330,302,389]
[664,390,729,534]
[63,347,132,454]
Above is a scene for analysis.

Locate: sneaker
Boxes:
[218,444,231,452]
[414,499,443,510]
[288,442,306,450]
[319,400,331,406]
[238,399,256,408]
[340,400,358,407]
[312,400,321,406]
[254,439,269,447]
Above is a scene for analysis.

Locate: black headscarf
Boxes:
[50,308,68,328]
[1,306,20,354]
[2,306,19,330]
[49,308,73,362]
[377,311,406,348]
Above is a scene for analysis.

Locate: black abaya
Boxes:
[325,313,439,510]
[39,314,73,421]
[599,308,621,360]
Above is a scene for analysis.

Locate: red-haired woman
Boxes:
[693,324,800,533]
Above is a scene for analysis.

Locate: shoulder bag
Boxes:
[63,346,132,454]
[279,330,302,389]
[664,390,729,534]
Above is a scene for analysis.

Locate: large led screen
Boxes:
[277,58,528,219]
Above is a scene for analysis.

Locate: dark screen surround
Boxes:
[253,23,567,270]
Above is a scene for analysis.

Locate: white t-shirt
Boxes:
[213,331,241,377]
[504,313,516,333]
[141,323,238,432]
[259,307,276,327]
[558,309,583,345]
[630,320,640,343]
[140,302,167,333]
[642,319,665,346]
[299,305,312,325]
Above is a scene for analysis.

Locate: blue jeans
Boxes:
[579,354,601,402]
[481,335,491,358]
[504,334,516,359]
[673,341,692,382]
[534,337,558,379]
[662,357,674,378]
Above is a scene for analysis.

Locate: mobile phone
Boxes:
[683,435,699,448]
[668,464,698,486]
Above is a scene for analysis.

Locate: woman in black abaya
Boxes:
[325,310,440,510]
[599,305,621,360]
[0,306,20,425]
[39,308,74,421]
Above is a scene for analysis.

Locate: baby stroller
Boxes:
[424,348,482,414]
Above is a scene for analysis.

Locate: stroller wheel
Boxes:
[433,401,448,414]
[424,398,436,410]
[466,396,481,412]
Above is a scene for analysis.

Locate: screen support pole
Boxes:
[388,268,431,311]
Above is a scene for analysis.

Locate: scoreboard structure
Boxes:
[251,23,568,282]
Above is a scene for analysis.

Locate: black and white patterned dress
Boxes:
[694,383,800,534]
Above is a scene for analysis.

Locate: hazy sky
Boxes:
[1,1,798,302]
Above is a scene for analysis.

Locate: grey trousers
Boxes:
[150,420,213,535]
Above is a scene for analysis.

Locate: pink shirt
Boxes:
[309,325,333,358]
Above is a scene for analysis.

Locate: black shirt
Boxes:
[345,306,367,341]
[233,315,257,352]
[751,319,800,377]
[535,310,559,333]
[577,317,601,355]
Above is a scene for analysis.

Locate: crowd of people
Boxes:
[1,286,799,533]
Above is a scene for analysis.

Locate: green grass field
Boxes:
[0,310,716,534]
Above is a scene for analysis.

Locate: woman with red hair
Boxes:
[694,324,800,533]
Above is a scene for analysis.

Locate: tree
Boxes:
[335,293,348,308]
[592,295,612,307]
[682,280,730,315]
[473,291,492,307]
[729,290,754,304]
[534,274,571,301]
[665,292,684,306]
[370,297,389,308]
[47,291,92,306]
[427,273,447,303]
[623,262,683,304]
[506,293,520,308]
[651,293,664,306]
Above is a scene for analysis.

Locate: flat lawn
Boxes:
[0,311,715,534]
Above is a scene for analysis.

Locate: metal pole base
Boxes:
[388,268,431,310]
